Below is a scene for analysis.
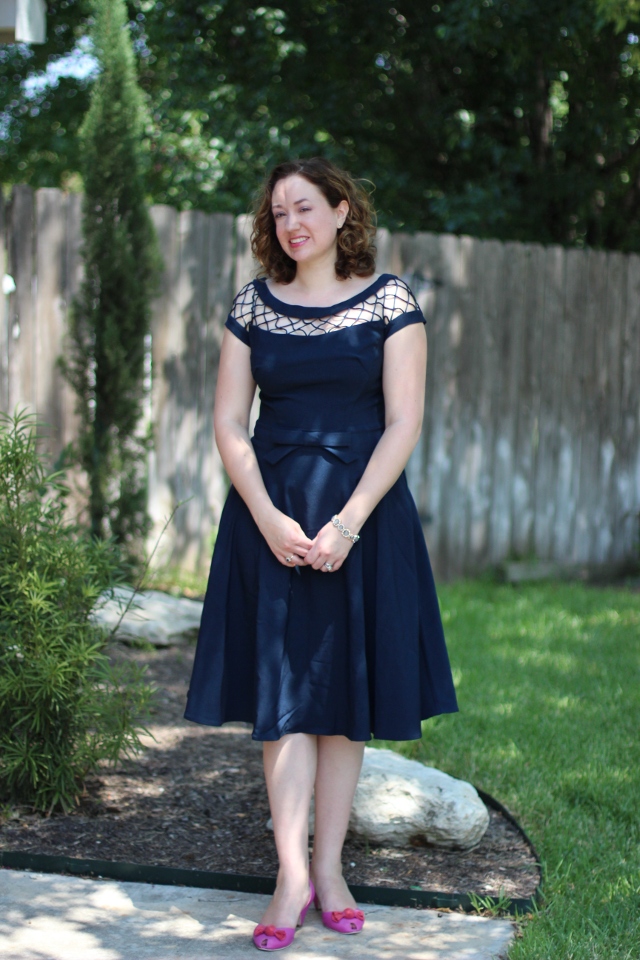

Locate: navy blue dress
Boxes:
[184,274,458,741]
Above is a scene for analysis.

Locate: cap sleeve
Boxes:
[225,281,256,345]
[381,277,426,339]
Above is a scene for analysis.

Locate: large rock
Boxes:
[266,747,489,849]
[91,586,203,647]
[349,748,489,850]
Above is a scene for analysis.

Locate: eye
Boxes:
[299,206,311,212]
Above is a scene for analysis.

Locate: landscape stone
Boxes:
[349,747,489,850]
[267,747,489,850]
[91,585,203,647]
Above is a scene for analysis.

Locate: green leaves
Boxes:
[60,0,160,552]
[0,411,152,814]
[3,2,640,246]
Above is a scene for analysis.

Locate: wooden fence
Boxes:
[1,185,639,578]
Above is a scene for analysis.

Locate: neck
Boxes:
[291,247,342,292]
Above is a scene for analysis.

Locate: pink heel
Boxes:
[314,891,365,935]
[252,881,315,951]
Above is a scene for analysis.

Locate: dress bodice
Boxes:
[225,273,425,435]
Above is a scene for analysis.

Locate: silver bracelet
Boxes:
[331,515,360,543]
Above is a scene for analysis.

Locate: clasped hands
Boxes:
[259,508,354,573]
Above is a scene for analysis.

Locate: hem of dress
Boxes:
[184,705,459,742]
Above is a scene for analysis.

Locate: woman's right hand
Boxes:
[256,507,314,566]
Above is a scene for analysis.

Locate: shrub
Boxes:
[0,412,152,814]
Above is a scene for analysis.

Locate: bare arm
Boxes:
[304,322,427,570]
[214,329,313,564]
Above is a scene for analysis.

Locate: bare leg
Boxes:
[259,733,316,927]
[311,735,365,911]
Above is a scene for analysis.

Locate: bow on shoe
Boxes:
[254,925,287,941]
[331,908,365,923]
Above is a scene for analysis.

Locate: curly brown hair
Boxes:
[251,157,377,284]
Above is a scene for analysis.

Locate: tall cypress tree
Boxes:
[62,0,159,550]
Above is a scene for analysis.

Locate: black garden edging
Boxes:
[0,788,542,918]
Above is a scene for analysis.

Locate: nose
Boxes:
[283,210,300,232]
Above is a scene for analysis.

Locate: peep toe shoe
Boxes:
[314,893,365,934]
[252,881,315,951]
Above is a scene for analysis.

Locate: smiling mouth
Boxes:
[289,237,309,247]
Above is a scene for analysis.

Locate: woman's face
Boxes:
[271,174,349,267]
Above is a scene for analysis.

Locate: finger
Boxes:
[294,532,314,549]
[281,553,301,566]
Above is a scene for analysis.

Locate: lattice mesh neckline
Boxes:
[229,274,422,337]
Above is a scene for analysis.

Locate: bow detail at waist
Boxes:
[253,425,381,465]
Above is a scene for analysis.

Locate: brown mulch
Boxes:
[0,645,540,901]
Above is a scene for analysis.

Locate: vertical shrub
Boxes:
[0,412,152,814]
[61,0,160,554]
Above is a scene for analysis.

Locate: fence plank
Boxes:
[489,240,526,562]
[59,191,84,452]
[7,185,36,415]
[414,233,446,548]
[181,209,211,568]
[388,229,440,523]
[602,252,627,561]
[573,249,607,562]
[198,212,235,567]
[465,238,502,568]
[234,214,255,292]
[34,189,71,456]
[148,203,181,564]
[165,208,208,570]
[445,234,480,577]
[622,255,640,558]
[533,244,565,558]
[375,227,394,273]
[413,233,458,578]
[511,243,545,558]
[553,247,588,560]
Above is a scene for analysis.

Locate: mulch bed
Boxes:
[0,645,540,901]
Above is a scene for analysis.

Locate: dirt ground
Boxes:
[0,645,540,901]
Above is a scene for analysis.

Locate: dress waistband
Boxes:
[252,423,383,465]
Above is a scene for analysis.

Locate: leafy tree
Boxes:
[60,0,159,550]
[0,1,93,190]
[1,1,640,249]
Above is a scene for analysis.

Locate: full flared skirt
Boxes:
[184,437,458,740]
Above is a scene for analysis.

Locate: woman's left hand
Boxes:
[303,520,354,572]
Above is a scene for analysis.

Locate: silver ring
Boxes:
[285,556,294,563]
[324,562,333,570]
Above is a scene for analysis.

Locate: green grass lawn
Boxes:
[376,581,640,960]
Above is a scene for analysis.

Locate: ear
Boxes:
[336,200,349,227]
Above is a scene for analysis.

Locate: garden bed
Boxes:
[0,645,539,903]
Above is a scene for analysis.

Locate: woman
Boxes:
[185,157,458,951]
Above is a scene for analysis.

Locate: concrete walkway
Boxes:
[0,868,515,960]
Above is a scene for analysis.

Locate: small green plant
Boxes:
[0,411,152,814]
[468,887,514,918]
